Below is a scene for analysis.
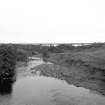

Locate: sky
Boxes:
[0,0,105,43]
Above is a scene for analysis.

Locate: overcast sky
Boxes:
[0,0,105,43]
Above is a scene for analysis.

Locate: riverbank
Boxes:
[33,45,105,96]
[18,50,105,95]
[16,56,103,95]
[31,63,105,96]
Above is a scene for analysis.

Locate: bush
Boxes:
[0,45,17,82]
[16,48,28,62]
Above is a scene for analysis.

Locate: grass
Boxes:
[41,43,105,95]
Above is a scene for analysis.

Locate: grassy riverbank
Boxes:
[35,43,105,95]
[31,63,105,95]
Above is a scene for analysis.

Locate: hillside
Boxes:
[41,43,105,95]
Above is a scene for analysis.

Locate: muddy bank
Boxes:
[31,63,105,96]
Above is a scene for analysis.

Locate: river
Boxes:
[0,57,105,105]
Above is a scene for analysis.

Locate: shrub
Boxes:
[0,45,17,83]
[16,48,28,62]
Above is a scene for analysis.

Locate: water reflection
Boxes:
[0,79,13,95]
[0,79,13,105]
[10,76,105,105]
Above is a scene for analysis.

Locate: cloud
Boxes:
[0,0,105,43]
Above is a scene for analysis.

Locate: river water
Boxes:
[0,57,105,105]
